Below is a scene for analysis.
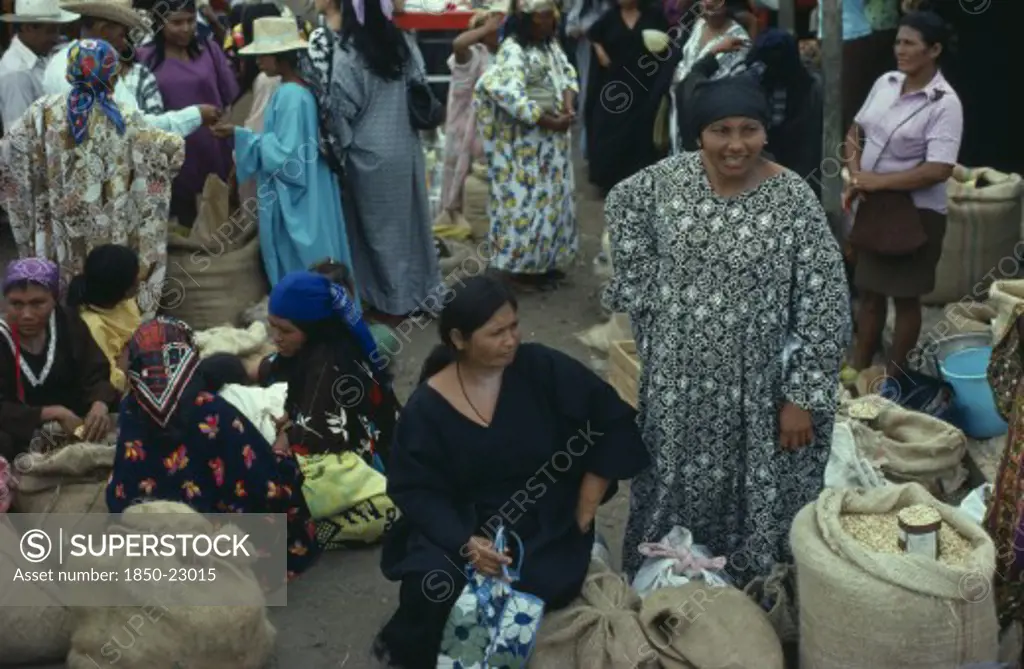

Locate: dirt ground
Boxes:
[9,163,627,669]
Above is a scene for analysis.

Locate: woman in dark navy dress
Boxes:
[373,275,651,668]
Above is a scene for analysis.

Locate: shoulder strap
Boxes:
[867,89,946,172]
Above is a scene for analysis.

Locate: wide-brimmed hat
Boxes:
[59,0,144,29]
[0,0,78,23]
[238,16,307,55]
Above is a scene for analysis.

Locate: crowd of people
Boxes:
[0,0,1010,665]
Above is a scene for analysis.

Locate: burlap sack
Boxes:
[943,300,996,336]
[530,559,657,669]
[65,501,275,669]
[790,483,999,669]
[989,279,1024,346]
[11,442,114,515]
[0,521,74,665]
[462,162,489,240]
[924,166,1023,305]
[639,582,784,669]
[742,563,799,643]
[840,395,966,493]
[161,175,268,330]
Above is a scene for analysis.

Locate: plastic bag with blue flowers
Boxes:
[437,526,545,668]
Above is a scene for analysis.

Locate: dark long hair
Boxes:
[144,0,204,71]
[418,275,518,384]
[280,314,393,387]
[339,0,409,80]
[66,244,139,310]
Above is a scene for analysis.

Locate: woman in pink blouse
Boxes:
[843,10,962,390]
[436,8,503,230]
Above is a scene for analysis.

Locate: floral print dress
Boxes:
[0,94,185,318]
[984,304,1024,628]
[474,39,579,275]
[106,391,320,579]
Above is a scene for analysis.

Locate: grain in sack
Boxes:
[790,482,999,669]
[0,521,74,665]
[924,166,1023,305]
[11,442,115,515]
[839,395,966,493]
[65,501,275,669]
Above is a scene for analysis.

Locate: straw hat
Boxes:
[238,16,308,55]
[0,0,78,23]
[59,0,145,29]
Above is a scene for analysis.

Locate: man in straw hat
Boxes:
[0,0,78,130]
[39,0,220,136]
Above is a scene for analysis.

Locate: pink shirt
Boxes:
[855,70,963,213]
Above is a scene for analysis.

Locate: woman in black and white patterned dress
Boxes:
[606,75,851,585]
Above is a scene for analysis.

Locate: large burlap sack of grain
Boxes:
[639,582,784,669]
[924,166,1023,305]
[840,395,966,493]
[743,563,800,644]
[11,442,114,514]
[790,483,999,669]
[462,162,489,240]
[989,279,1024,346]
[161,175,269,330]
[0,521,74,665]
[531,559,657,669]
[942,300,996,336]
[195,322,274,359]
[65,501,275,669]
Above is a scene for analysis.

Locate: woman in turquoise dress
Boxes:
[214,17,352,287]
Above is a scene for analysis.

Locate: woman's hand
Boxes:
[210,121,236,139]
[779,402,813,451]
[594,44,611,68]
[81,402,112,442]
[576,512,594,534]
[53,407,83,439]
[849,171,887,193]
[712,36,749,55]
[538,113,573,132]
[198,104,222,126]
[464,535,512,577]
[272,432,291,457]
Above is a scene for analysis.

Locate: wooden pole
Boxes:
[819,0,843,232]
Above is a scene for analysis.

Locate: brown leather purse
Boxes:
[848,90,946,256]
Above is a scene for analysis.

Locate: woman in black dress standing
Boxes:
[586,0,679,193]
[372,275,650,668]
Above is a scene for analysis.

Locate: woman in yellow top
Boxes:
[66,244,143,395]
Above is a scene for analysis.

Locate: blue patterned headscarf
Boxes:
[65,39,126,145]
[269,272,386,375]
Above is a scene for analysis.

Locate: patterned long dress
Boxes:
[0,95,184,318]
[474,38,579,275]
[984,304,1024,628]
[606,152,851,584]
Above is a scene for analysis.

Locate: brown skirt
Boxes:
[854,208,947,298]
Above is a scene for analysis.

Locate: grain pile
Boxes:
[840,510,973,566]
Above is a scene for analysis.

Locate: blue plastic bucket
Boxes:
[938,346,1008,439]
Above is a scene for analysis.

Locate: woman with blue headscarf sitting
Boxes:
[259,270,401,549]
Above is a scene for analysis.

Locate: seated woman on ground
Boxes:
[373,274,651,669]
[106,317,319,578]
[67,244,144,396]
[259,270,401,549]
[0,258,119,460]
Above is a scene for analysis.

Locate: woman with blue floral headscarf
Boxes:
[259,271,401,549]
[0,39,184,319]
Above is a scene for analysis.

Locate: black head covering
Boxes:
[691,75,770,135]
